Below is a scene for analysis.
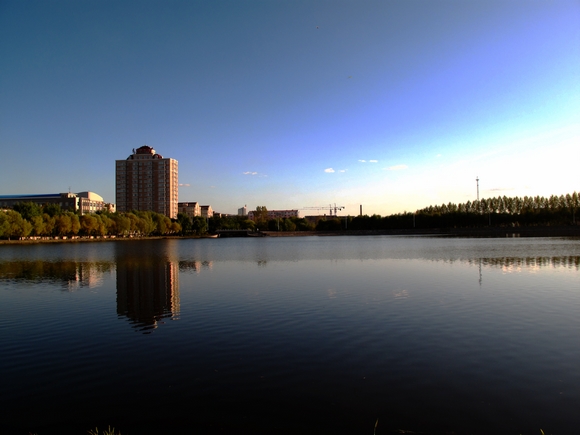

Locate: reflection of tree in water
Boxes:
[116,257,180,334]
[421,256,578,286]
[178,260,213,273]
[0,260,114,290]
[466,256,580,270]
[466,256,579,286]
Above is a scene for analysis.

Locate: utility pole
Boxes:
[476,176,479,201]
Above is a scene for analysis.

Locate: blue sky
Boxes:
[1,0,578,216]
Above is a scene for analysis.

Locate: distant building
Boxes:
[248,209,300,221]
[77,191,109,215]
[0,192,110,215]
[115,145,178,218]
[238,205,247,216]
[200,205,213,218]
[178,202,201,219]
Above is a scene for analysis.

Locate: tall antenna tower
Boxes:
[476,176,479,201]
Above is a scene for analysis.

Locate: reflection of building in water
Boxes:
[116,260,180,333]
[67,262,105,291]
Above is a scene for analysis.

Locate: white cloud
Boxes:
[358,159,366,163]
[338,169,347,173]
[243,171,258,175]
[179,183,191,186]
[324,168,335,173]
[384,164,408,171]
[359,159,378,163]
[369,160,378,163]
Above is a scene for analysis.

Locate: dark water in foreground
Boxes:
[0,236,579,435]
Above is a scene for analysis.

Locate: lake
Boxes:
[0,236,579,435]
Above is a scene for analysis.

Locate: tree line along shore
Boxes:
[0,192,578,241]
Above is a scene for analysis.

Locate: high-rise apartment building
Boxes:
[116,145,178,218]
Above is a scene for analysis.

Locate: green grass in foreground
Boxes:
[28,424,555,435]
[87,427,121,435]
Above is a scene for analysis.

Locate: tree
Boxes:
[281,218,296,231]
[126,213,140,234]
[80,215,98,236]
[134,211,155,235]
[13,202,42,221]
[98,214,113,236]
[316,218,342,231]
[70,213,81,235]
[240,219,256,231]
[0,212,10,238]
[42,213,55,236]
[112,214,131,235]
[191,216,208,235]
[177,213,192,235]
[43,203,62,217]
[170,221,181,233]
[54,214,72,236]
[29,215,45,236]
[2,210,32,239]
[153,213,172,235]
[254,206,268,227]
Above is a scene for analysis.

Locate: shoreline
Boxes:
[261,225,580,238]
[1,226,579,245]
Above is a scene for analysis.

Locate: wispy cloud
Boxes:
[178,183,191,187]
[325,168,347,173]
[243,171,268,178]
[369,159,378,163]
[358,159,366,163]
[384,164,408,171]
[359,159,378,163]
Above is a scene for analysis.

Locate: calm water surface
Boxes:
[0,236,579,434]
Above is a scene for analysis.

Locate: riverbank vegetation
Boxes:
[0,192,577,240]
[0,202,180,239]
[317,192,579,231]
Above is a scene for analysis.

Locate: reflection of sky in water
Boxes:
[0,236,579,434]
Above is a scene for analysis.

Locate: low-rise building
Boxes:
[200,205,213,218]
[178,202,201,219]
[0,192,111,215]
[248,209,300,221]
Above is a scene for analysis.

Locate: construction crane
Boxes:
[301,203,345,217]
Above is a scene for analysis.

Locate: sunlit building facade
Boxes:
[0,191,109,215]
[200,205,213,218]
[115,145,178,218]
[178,202,201,219]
